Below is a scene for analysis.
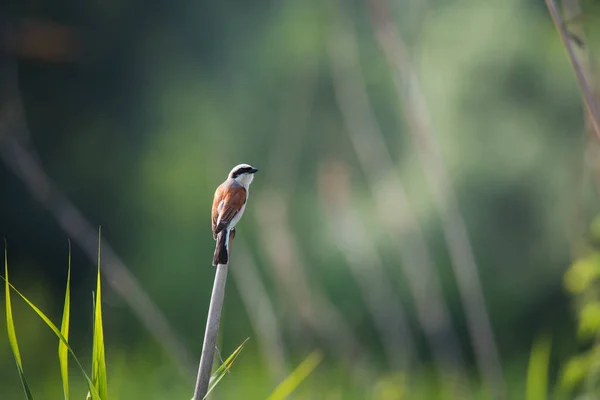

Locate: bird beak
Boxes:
[250,167,258,174]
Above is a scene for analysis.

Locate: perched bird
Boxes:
[211,163,258,266]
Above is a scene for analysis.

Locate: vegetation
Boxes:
[4,0,600,398]
[3,239,317,399]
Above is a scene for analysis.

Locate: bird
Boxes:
[211,163,258,266]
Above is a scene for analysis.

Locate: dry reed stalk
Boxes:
[193,262,229,400]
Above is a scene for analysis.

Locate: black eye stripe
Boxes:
[232,167,253,178]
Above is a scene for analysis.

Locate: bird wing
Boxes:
[212,185,224,239]
[212,183,246,237]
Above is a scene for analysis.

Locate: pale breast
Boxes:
[229,202,246,229]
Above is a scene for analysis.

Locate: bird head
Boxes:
[228,163,258,188]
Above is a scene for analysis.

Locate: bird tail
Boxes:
[212,229,229,266]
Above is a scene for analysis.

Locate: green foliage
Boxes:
[267,351,323,400]
[59,243,71,400]
[7,1,600,397]
[5,238,255,399]
[2,251,102,400]
[557,215,600,398]
[578,302,600,339]
[90,231,108,399]
[526,334,552,400]
[559,353,590,394]
[370,373,407,400]
[564,255,600,295]
[4,248,34,400]
[204,338,249,399]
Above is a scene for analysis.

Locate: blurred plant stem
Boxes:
[267,351,323,400]
[0,59,194,377]
[193,262,229,400]
[366,0,505,397]
[546,0,600,141]
[559,0,600,257]
[318,160,415,370]
[256,62,374,388]
[231,241,289,383]
[327,4,468,393]
[256,189,374,386]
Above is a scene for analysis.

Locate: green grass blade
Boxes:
[526,334,552,400]
[203,337,250,399]
[267,351,323,400]
[91,228,108,400]
[0,275,102,400]
[5,247,34,400]
[59,242,71,400]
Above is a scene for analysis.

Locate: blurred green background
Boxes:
[2,0,600,398]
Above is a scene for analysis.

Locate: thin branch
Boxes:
[193,263,229,400]
[366,0,505,396]
[559,0,599,257]
[546,0,600,140]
